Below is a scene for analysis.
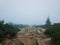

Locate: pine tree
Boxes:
[45,17,51,26]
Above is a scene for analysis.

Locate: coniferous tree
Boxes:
[45,17,51,26]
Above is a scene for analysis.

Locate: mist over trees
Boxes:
[14,24,29,28]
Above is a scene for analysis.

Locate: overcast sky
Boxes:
[0,0,60,25]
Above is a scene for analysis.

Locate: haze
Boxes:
[0,0,60,25]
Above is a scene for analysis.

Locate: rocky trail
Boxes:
[0,28,51,45]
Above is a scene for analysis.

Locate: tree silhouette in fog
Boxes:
[45,17,51,26]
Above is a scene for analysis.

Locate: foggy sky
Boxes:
[0,0,60,25]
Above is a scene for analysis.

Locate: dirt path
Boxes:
[1,28,51,45]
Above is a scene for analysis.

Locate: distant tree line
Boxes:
[14,24,29,28]
[0,20,20,43]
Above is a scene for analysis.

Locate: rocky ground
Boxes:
[1,27,51,45]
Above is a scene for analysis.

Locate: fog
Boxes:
[0,0,60,25]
